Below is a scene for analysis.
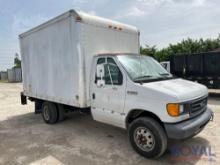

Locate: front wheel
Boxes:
[128,117,167,158]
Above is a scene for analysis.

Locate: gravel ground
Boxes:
[0,82,219,165]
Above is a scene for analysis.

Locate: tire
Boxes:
[128,117,167,158]
[57,104,65,122]
[42,102,58,124]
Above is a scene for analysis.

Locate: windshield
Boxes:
[117,55,173,82]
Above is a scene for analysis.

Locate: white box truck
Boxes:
[20,10,213,158]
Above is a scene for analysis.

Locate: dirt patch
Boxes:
[0,82,219,165]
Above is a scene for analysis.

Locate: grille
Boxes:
[189,96,207,117]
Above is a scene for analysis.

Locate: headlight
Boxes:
[167,103,184,117]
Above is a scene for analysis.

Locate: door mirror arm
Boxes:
[96,64,105,87]
[97,79,105,88]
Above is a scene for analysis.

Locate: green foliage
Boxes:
[14,53,21,68]
[140,45,157,57]
[140,34,220,62]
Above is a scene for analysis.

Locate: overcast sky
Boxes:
[0,0,220,70]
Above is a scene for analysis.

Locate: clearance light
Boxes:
[108,25,123,31]
[76,16,82,22]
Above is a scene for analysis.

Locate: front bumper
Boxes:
[164,108,213,140]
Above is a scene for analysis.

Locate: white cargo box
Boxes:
[19,10,139,108]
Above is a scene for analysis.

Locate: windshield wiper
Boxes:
[159,73,174,78]
[159,73,176,80]
[133,75,153,82]
[159,73,170,76]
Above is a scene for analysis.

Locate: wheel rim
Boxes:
[134,127,155,152]
[43,105,50,121]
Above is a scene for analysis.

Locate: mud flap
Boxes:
[20,92,27,105]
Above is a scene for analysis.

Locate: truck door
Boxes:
[90,57,126,128]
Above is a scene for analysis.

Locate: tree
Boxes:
[140,34,220,62]
[14,53,21,68]
[140,45,157,57]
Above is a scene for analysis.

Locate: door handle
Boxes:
[92,93,95,99]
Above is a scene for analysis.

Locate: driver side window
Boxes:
[95,57,123,85]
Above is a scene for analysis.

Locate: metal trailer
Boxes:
[170,52,220,89]
[7,69,16,82]
[14,68,22,82]
[7,68,22,82]
[0,71,8,81]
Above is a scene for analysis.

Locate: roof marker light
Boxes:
[76,16,82,22]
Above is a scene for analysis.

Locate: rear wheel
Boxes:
[128,117,167,158]
[42,102,58,124]
[57,104,65,122]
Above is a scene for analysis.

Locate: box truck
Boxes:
[20,10,213,158]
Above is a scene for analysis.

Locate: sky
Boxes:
[0,0,220,70]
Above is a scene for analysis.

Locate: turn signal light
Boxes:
[167,103,180,117]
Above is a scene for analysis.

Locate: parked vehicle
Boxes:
[0,71,8,81]
[20,10,213,158]
[161,52,220,89]
[160,61,170,73]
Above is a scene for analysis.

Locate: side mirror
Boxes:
[96,64,105,87]
[97,79,105,87]
[96,64,105,78]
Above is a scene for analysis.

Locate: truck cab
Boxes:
[90,54,213,158]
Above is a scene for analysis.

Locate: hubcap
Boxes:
[43,105,50,121]
[134,127,155,152]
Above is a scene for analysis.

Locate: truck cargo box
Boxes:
[19,10,139,108]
